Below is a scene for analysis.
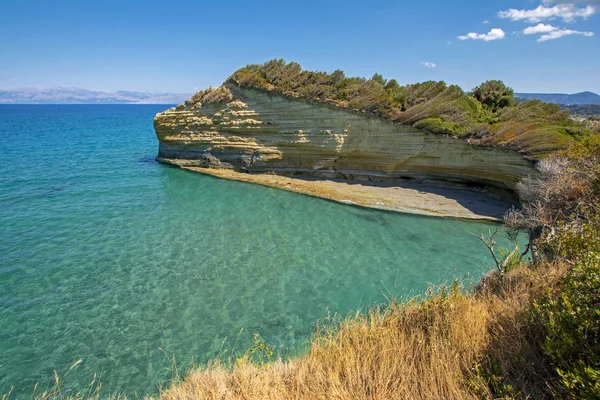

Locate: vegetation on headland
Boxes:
[221,59,598,157]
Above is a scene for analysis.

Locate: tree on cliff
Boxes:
[370,73,387,87]
[471,80,515,112]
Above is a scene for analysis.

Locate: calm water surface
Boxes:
[0,105,515,397]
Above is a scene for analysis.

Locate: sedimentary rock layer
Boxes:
[154,84,535,191]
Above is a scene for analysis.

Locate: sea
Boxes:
[0,104,516,397]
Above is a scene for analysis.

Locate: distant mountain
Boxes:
[515,91,600,105]
[0,87,192,104]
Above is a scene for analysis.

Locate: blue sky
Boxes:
[0,0,598,94]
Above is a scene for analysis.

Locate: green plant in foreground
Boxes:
[536,252,600,399]
[236,332,275,367]
[470,228,521,277]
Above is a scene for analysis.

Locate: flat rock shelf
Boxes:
[169,161,512,221]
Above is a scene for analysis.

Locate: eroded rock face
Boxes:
[154,84,535,191]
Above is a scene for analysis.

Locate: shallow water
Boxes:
[0,105,517,397]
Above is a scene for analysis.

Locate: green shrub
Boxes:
[413,117,460,136]
[512,136,600,398]
[471,80,515,112]
[536,252,600,399]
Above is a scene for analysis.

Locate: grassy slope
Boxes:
[157,263,566,400]
[222,59,596,158]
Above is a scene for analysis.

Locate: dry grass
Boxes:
[187,86,233,106]
[157,261,568,400]
[1,360,125,400]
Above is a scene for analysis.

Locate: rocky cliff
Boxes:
[154,84,535,192]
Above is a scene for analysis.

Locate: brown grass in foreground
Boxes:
[157,261,567,400]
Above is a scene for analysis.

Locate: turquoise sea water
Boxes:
[0,105,516,397]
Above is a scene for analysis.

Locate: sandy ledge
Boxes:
[167,163,511,221]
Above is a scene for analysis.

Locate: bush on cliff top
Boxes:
[222,59,595,157]
[471,79,516,112]
[186,85,233,106]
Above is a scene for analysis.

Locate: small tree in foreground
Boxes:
[470,229,519,278]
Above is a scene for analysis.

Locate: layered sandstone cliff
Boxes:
[154,84,535,192]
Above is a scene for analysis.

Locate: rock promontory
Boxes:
[155,84,534,194]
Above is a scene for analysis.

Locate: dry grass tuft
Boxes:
[1,360,126,400]
[187,86,233,106]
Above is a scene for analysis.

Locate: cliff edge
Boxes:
[154,83,534,194]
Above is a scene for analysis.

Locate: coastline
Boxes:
[159,159,511,221]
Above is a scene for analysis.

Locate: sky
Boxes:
[0,0,599,94]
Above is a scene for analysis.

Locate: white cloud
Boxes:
[483,20,490,24]
[458,28,506,41]
[498,4,595,22]
[421,61,436,68]
[543,0,600,4]
[521,23,594,41]
[523,23,559,34]
[539,28,594,41]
